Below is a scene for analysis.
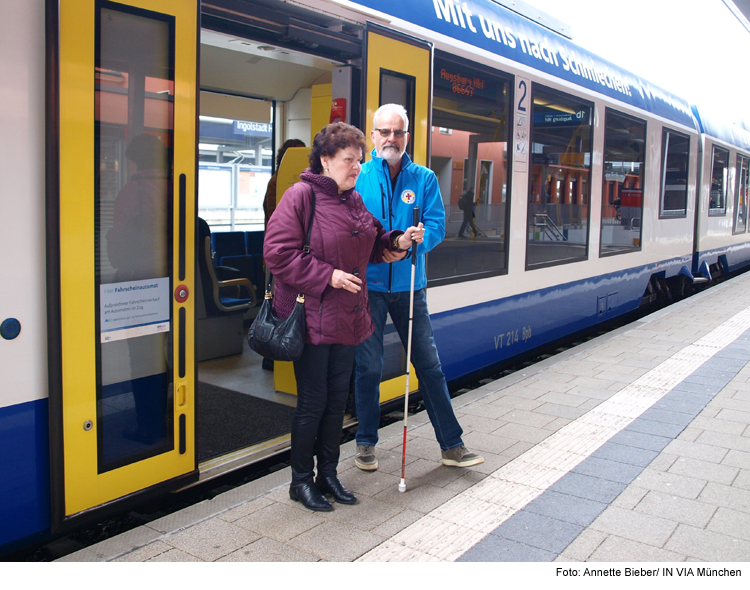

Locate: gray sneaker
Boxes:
[441,445,484,467]
[355,445,378,471]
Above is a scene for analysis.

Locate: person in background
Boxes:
[263,139,306,227]
[107,134,170,446]
[353,104,484,472]
[263,122,423,511]
[108,134,169,282]
[457,189,475,238]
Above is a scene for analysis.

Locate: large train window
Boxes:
[709,145,729,216]
[197,94,274,231]
[427,54,512,284]
[735,154,749,234]
[659,128,690,217]
[526,85,593,269]
[600,109,645,257]
[95,6,175,471]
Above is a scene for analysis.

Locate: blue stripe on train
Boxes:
[694,242,750,276]
[0,398,50,552]
[432,258,690,383]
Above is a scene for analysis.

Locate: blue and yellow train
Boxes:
[2,0,749,554]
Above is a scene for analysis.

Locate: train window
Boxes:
[427,55,512,284]
[380,70,416,163]
[735,154,749,234]
[95,6,175,472]
[659,128,690,217]
[526,85,593,269]
[709,145,729,215]
[600,109,646,256]
[197,99,274,232]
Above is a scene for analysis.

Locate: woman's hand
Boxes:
[398,223,425,250]
[330,269,362,292]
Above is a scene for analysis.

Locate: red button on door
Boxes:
[175,284,189,303]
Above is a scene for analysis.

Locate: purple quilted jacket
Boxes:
[264,170,401,346]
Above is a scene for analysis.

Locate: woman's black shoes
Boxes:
[315,475,357,504]
[289,476,357,510]
[289,481,333,512]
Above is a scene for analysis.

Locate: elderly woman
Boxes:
[264,123,424,511]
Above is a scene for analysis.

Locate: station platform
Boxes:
[59,272,750,566]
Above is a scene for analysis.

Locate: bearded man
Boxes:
[352,103,483,471]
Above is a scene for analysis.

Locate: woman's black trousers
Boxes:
[291,343,355,481]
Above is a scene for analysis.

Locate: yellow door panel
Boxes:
[364,28,432,167]
[57,0,198,516]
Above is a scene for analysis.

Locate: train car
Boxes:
[2,0,750,555]
[691,108,750,279]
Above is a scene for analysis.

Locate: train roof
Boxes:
[348,0,696,128]
[691,105,750,153]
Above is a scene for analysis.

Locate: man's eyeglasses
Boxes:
[374,128,406,138]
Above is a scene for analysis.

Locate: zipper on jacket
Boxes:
[383,162,395,294]
[318,289,326,314]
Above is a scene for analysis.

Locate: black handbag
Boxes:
[247,188,315,362]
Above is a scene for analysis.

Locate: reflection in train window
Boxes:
[735,155,749,234]
[600,109,646,256]
[659,128,690,217]
[95,5,175,472]
[427,55,511,284]
[526,85,593,269]
[197,95,273,232]
[709,145,729,215]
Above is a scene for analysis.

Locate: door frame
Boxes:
[46,0,200,531]
[361,22,432,167]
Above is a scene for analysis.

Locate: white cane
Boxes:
[399,206,420,493]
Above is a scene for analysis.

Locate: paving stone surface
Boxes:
[61,272,750,563]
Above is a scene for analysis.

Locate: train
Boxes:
[2,0,749,555]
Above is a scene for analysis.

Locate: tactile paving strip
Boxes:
[358,306,750,562]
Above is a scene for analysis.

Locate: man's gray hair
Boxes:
[373,103,409,132]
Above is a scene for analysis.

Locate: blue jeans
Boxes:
[354,289,464,451]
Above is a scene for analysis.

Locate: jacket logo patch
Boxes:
[401,190,416,204]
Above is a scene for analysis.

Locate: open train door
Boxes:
[362,23,431,403]
[48,0,199,526]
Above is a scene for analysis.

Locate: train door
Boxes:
[362,24,431,402]
[363,24,431,167]
[48,0,198,523]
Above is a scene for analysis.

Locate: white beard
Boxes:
[378,144,403,166]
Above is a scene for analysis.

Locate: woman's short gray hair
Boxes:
[373,104,409,132]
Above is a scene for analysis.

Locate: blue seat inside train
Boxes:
[198,220,255,315]
[245,231,264,255]
[211,231,246,265]
[210,230,263,292]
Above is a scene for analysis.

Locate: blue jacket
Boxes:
[356,149,446,293]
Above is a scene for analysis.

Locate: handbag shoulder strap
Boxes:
[302,183,316,254]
